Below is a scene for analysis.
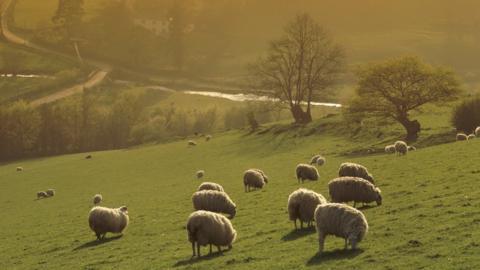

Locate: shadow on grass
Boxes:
[357,205,376,211]
[73,235,123,251]
[173,249,231,267]
[281,226,316,241]
[306,249,364,265]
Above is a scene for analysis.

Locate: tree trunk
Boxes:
[290,104,312,124]
[399,118,421,142]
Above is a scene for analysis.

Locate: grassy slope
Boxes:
[1,118,479,269]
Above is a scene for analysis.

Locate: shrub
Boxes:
[452,97,480,133]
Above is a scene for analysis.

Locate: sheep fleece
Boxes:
[187,210,236,247]
[288,188,326,223]
[192,190,236,217]
[89,206,129,235]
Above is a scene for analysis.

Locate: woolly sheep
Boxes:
[316,157,326,166]
[205,135,212,141]
[37,191,48,199]
[192,190,236,219]
[188,140,197,146]
[467,134,476,140]
[198,182,224,192]
[16,167,23,171]
[384,145,396,154]
[196,170,205,179]
[476,127,480,137]
[314,203,368,253]
[456,133,467,141]
[187,210,237,257]
[394,141,408,155]
[328,177,382,207]
[287,188,327,229]
[407,145,416,151]
[93,194,103,205]
[46,189,55,197]
[338,162,374,184]
[88,206,129,240]
[296,164,319,182]
[243,169,268,192]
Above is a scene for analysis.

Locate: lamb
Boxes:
[198,182,224,192]
[196,170,205,179]
[296,164,319,182]
[37,191,48,199]
[456,133,467,141]
[188,140,197,146]
[287,188,327,229]
[88,206,129,240]
[384,145,396,154]
[328,177,382,207]
[338,162,374,184]
[93,194,103,205]
[192,190,236,219]
[314,203,368,253]
[205,135,212,141]
[476,127,480,136]
[394,141,408,155]
[187,210,237,257]
[46,189,55,197]
[467,134,476,140]
[16,167,23,171]
[407,145,416,151]
[243,169,268,192]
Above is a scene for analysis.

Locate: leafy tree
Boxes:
[452,96,480,134]
[349,56,461,141]
[250,13,344,124]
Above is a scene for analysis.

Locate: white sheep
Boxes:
[316,157,326,167]
[384,145,396,154]
[198,182,224,192]
[467,134,476,140]
[187,210,237,257]
[295,164,319,183]
[287,188,326,229]
[46,189,55,197]
[407,145,416,151]
[88,206,129,240]
[37,191,48,199]
[205,135,212,141]
[192,190,236,218]
[328,177,382,207]
[93,194,103,205]
[16,167,23,172]
[196,170,205,179]
[338,162,374,184]
[188,140,197,146]
[394,141,408,155]
[243,169,268,192]
[314,203,368,253]
[476,127,480,137]
[456,133,468,141]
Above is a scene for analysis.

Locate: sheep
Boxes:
[205,135,212,141]
[316,157,326,166]
[314,203,368,253]
[93,194,103,205]
[328,177,382,207]
[467,134,476,140]
[384,145,396,154]
[198,182,224,192]
[16,167,23,172]
[407,145,416,151]
[196,170,205,179]
[187,210,237,257]
[46,189,55,197]
[37,191,48,199]
[476,127,480,136]
[188,140,197,146]
[287,188,327,229]
[309,155,320,164]
[85,155,92,159]
[243,169,268,192]
[88,206,129,240]
[192,190,236,219]
[394,141,408,155]
[296,164,319,183]
[456,133,468,141]
[338,162,374,184]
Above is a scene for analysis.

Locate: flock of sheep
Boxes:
[456,126,480,141]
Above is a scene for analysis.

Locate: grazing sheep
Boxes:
[316,157,326,166]
[85,155,92,159]
[328,177,382,207]
[196,170,205,179]
[192,190,236,219]
[407,145,416,151]
[243,169,268,192]
[338,162,374,184]
[296,164,319,183]
[187,210,237,257]
[205,135,212,141]
[16,167,23,172]
[88,206,129,240]
[309,155,321,165]
[476,127,480,136]
[394,141,408,155]
[37,191,48,199]
[287,188,327,229]
[46,189,55,197]
[467,134,476,140]
[314,203,368,253]
[188,140,197,146]
[384,145,396,154]
[456,133,468,141]
[93,194,103,205]
[198,182,224,192]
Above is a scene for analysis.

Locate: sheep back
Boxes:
[198,182,224,192]
[192,190,236,218]
[456,133,467,141]
[328,177,382,205]
[338,162,374,184]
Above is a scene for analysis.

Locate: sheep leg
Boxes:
[191,242,196,257]
[300,221,303,229]
[209,244,212,254]
[344,238,348,249]
[353,201,357,208]
[95,233,101,240]
[318,232,325,254]
[217,246,221,253]
[228,244,232,250]
[197,243,201,257]
[294,220,297,229]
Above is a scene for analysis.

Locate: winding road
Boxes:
[0,0,111,106]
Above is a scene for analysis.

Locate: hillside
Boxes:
[1,124,479,269]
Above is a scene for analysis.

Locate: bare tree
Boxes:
[250,13,344,124]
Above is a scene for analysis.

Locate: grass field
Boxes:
[1,112,479,269]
